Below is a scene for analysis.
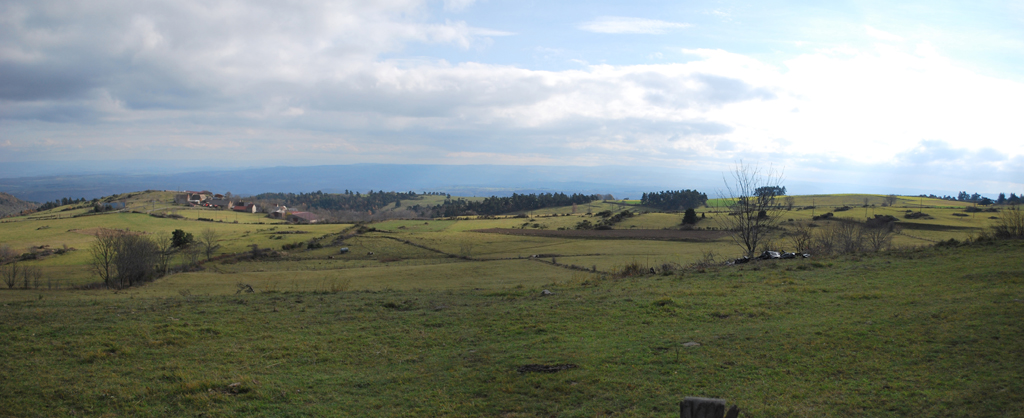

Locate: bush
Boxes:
[574,220,594,230]
[172,229,194,248]
[616,260,646,277]
[992,206,1024,238]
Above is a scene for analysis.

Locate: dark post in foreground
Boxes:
[680,397,740,418]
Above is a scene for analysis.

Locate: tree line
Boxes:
[254,190,419,213]
[421,193,601,217]
[916,191,1022,205]
[251,190,601,219]
[37,197,89,211]
[640,189,708,211]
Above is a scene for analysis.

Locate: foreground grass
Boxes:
[1,240,1022,417]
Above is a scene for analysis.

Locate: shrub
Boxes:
[992,205,1024,238]
[171,229,194,248]
[616,260,647,277]
[574,220,594,230]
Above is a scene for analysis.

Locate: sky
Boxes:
[1,0,1023,195]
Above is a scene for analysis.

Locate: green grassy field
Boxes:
[1,240,1021,416]
[0,192,1006,289]
[1,191,1021,416]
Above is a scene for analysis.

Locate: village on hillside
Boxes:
[174,190,318,223]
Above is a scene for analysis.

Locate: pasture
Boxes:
[1,240,1021,416]
[1,191,1021,416]
[0,192,1006,290]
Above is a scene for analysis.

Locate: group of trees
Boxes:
[784,217,900,256]
[256,189,603,219]
[424,193,601,218]
[37,197,89,211]
[754,186,786,198]
[575,210,635,230]
[640,190,708,211]
[90,231,160,289]
[951,191,996,205]
[996,193,1022,205]
[716,162,1024,258]
[88,228,219,289]
[1,245,42,289]
[715,163,914,257]
[913,191,1021,205]
[255,190,419,214]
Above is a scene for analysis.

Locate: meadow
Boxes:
[0,191,1020,416]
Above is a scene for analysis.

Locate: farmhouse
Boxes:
[208,199,233,208]
[268,205,287,218]
[232,203,258,213]
[287,211,318,224]
[175,190,212,205]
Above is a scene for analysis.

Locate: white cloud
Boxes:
[578,17,691,34]
[2,0,1022,186]
[443,0,477,12]
[865,25,904,42]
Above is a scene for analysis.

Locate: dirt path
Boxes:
[472,228,728,241]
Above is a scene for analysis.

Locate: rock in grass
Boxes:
[541,289,553,296]
[683,341,701,348]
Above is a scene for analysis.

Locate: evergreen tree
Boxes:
[682,208,698,225]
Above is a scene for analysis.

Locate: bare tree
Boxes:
[812,223,839,256]
[787,223,813,252]
[199,228,221,261]
[864,222,899,252]
[180,244,202,271]
[833,221,863,254]
[113,233,159,288]
[784,196,796,211]
[883,194,898,207]
[0,244,17,263]
[22,266,42,289]
[717,161,786,257]
[154,233,175,275]
[90,230,160,289]
[90,230,119,288]
[810,220,871,255]
[2,261,19,289]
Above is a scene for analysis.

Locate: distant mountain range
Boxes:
[0,164,725,203]
[0,162,888,203]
